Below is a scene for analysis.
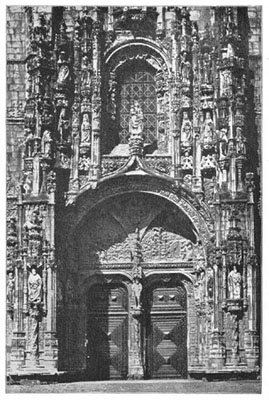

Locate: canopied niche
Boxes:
[74,192,206,269]
[102,42,171,156]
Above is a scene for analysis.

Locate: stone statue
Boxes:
[24,128,34,157]
[28,267,42,304]
[7,271,15,305]
[81,113,91,143]
[57,52,70,85]
[180,111,192,147]
[228,265,242,300]
[129,101,144,137]
[81,55,92,88]
[202,111,214,146]
[58,108,69,142]
[235,126,246,155]
[219,128,228,159]
[132,278,142,309]
[41,130,52,157]
[181,51,191,85]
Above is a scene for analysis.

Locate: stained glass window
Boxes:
[119,69,157,144]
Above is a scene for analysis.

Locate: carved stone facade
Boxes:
[6,6,261,380]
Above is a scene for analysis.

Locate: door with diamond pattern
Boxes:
[86,284,128,380]
[145,283,187,379]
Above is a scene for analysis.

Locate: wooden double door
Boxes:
[86,280,187,380]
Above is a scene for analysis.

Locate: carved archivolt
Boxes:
[64,177,213,253]
[105,40,170,74]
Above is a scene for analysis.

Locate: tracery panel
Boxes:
[119,69,157,144]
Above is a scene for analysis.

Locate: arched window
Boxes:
[119,67,157,146]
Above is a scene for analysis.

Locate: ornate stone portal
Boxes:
[6,6,261,380]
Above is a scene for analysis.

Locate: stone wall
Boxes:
[7,6,26,190]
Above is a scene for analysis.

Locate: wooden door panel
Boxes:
[146,284,187,379]
[87,285,128,380]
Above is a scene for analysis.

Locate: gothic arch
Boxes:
[62,175,214,257]
[102,39,172,155]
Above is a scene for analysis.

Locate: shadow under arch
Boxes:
[79,273,132,381]
[65,175,213,251]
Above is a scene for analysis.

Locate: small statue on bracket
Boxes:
[7,270,15,307]
[81,113,91,144]
[180,111,192,147]
[218,128,228,159]
[132,277,143,310]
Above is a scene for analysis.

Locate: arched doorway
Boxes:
[61,178,212,378]
[143,278,188,379]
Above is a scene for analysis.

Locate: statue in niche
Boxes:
[129,101,144,137]
[7,271,15,305]
[235,126,246,155]
[81,55,92,88]
[41,130,52,158]
[132,277,142,309]
[57,52,70,85]
[201,111,214,146]
[228,265,242,300]
[219,128,228,159]
[25,128,34,157]
[81,113,91,143]
[28,266,42,304]
[58,107,69,142]
[180,51,191,85]
[180,111,192,147]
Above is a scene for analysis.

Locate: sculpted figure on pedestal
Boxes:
[81,55,92,88]
[228,265,242,300]
[57,52,70,85]
[41,130,52,158]
[235,126,246,155]
[129,101,144,137]
[219,128,228,159]
[81,113,91,143]
[181,111,192,147]
[28,266,42,304]
[201,111,214,146]
[132,277,142,309]
[7,271,15,306]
